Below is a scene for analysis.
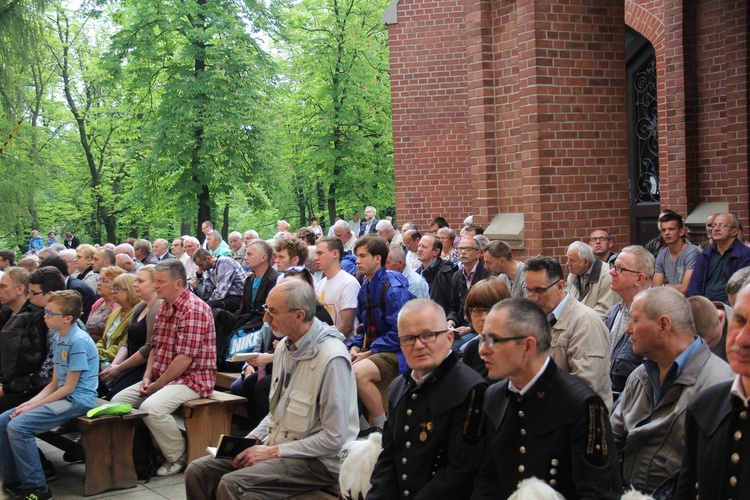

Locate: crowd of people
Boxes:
[0,206,749,499]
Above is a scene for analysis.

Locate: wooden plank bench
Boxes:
[176,390,246,464]
[38,399,147,496]
[215,371,241,391]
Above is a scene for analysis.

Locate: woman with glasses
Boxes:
[100,265,162,400]
[95,273,137,396]
[85,265,126,342]
[459,277,511,380]
[74,244,100,291]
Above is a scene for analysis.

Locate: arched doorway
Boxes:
[626,26,660,245]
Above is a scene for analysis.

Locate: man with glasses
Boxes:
[185,279,358,499]
[473,298,621,499]
[368,299,486,499]
[589,229,618,267]
[523,255,612,408]
[688,213,750,304]
[447,237,490,346]
[604,245,654,402]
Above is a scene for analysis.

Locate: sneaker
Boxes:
[156,454,186,477]
[4,482,22,497]
[15,485,52,500]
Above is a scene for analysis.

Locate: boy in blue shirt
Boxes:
[0,290,98,500]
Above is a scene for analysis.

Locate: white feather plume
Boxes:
[339,432,383,500]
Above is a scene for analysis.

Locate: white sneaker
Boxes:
[156,454,186,477]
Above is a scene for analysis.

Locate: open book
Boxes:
[227,352,261,363]
[206,435,257,459]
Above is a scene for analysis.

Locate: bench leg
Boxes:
[80,419,140,496]
[183,404,237,465]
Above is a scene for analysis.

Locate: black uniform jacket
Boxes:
[472,359,622,499]
[368,352,486,499]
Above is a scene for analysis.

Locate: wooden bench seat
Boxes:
[38,399,147,496]
[215,371,241,391]
[176,390,246,464]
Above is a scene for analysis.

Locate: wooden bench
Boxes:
[176,390,246,464]
[38,399,147,496]
[216,371,241,391]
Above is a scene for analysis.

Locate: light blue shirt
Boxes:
[53,324,99,408]
[403,266,429,299]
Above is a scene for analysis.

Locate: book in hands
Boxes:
[227,352,261,363]
[206,435,257,459]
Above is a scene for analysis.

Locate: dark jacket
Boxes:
[687,239,750,303]
[157,252,175,261]
[675,380,750,499]
[358,218,380,237]
[604,301,642,403]
[238,267,280,331]
[369,353,486,499]
[64,236,80,249]
[447,260,490,327]
[420,258,457,314]
[66,276,97,324]
[0,302,52,396]
[472,360,622,500]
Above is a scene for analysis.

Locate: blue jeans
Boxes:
[0,398,89,489]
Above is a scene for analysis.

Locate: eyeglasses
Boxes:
[713,223,734,230]
[612,265,641,275]
[111,287,126,293]
[27,289,46,296]
[44,308,65,317]
[468,307,490,316]
[99,278,111,284]
[478,334,528,348]
[398,330,448,346]
[262,304,299,318]
[458,246,478,252]
[589,237,610,242]
[522,280,561,297]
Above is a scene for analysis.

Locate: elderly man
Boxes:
[402,229,421,271]
[473,298,621,499]
[523,255,612,408]
[182,236,200,281]
[153,238,174,261]
[447,237,490,344]
[243,230,260,247]
[115,243,143,274]
[416,233,456,315]
[652,212,700,294]
[375,220,403,247]
[611,287,733,495]
[332,220,358,254]
[565,241,617,317]
[227,231,246,266]
[482,240,526,298]
[676,281,750,498]
[206,230,231,258]
[385,245,428,299]
[112,260,216,476]
[689,296,725,358]
[193,248,246,312]
[589,229,618,267]
[604,245,654,401]
[368,299,486,499]
[358,206,379,237]
[688,213,750,303]
[200,221,214,248]
[134,239,158,265]
[184,279,358,499]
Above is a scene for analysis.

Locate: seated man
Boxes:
[314,237,360,340]
[0,266,29,330]
[368,299,486,499]
[447,237,490,347]
[153,238,175,262]
[134,239,158,265]
[589,229,618,267]
[565,241,617,317]
[482,240,526,298]
[227,231,246,266]
[206,230,231,257]
[385,245,428,300]
[238,239,280,330]
[349,235,414,432]
[184,280,358,499]
[115,243,143,274]
[473,298,621,499]
[610,287,733,494]
[652,211,700,295]
[524,255,613,408]
[112,260,216,477]
[193,248,246,312]
[676,281,750,498]
[273,237,309,272]
[416,234,456,314]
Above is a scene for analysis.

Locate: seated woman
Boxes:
[459,276,510,380]
[95,273,138,396]
[75,244,100,291]
[85,265,125,343]
[100,265,161,400]
[229,267,333,427]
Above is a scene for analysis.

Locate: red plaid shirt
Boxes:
[151,288,216,397]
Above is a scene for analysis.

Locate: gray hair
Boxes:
[620,245,655,280]
[365,205,377,215]
[208,230,222,242]
[183,236,200,247]
[58,249,77,263]
[134,239,152,254]
[634,287,695,336]
[491,298,551,352]
[154,238,169,248]
[567,241,595,266]
[333,219,352,233]
[376,219,394,232]
[436,227,456,240]
[473,235,490,250]
[247,239,274,259]
[727,267,750,297]
[5,266,29,290]
[154,259,187,287]
[229,231,242,241]
[688,296,720,341]
[388,244,406,262]
[398,298,446,326]
[275,279,316,321]
[49,243,66,252]
[244,230,260,240]
[116,243,136,258]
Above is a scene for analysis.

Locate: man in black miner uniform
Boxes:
[368,299,486,499]
[472,298,622,499]
[676,281,750,499]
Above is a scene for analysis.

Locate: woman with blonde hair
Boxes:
[85,266,126,342]
[74,243,99,290]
